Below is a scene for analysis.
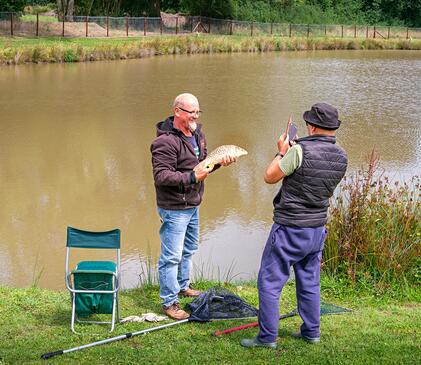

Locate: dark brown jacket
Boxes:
[151,116,207,210]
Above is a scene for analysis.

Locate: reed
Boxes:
[1,35,420,65]
[324,150,420,287]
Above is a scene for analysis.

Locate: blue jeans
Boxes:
[157,207,199,307]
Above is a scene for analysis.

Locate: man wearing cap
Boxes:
[241,102,348,349]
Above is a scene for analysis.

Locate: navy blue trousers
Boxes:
[257,223,327,343]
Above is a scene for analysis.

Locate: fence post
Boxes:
[341,24,343,38]
[36,13,39,37]
[289,23,291,37]
[354,24,356,38]
[325,24,327,37]
[10,12,13,36]
[307,24,310,38]
[85,16,88,37]
[387,26,390,39]
[230,20,233,35]
[160,17,163,35]
[270,22,273,35]
[406,27,409,39]
[208,18,211,34]
[62,14,65,37]
[176,16,178,35]
[106,16,109,37]
[143,17,146,36]
[373,26,376,38]
[190,17,193,33]
[126,16,128,37]
[251,22,253,36]
[366,26,368,38]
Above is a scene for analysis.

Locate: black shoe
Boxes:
[240,337,277,349]
[291,331,320,344]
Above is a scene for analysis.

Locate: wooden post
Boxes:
[36,13,39,37]
[62,15,65,37]
[354,24,356,38]
[251,22,253,37]
[373,26,376,38]
[85,16,88,37]
[406,27,409,39]
[307,24,310,38]
[190,17,193,33]
[366,26,368,38]
[208,18,211,34]
[143,17,146,36]
[325,24,327,37]
[10,12,13,36]
[289,23,291,37]
[341,24,343,38]
[270,22,273,35]
[106,16,109,37]
[126,16,128,37]
[387,26,390,39]
[230,20,233,35]
[176,16,178,34]
[160,18,163,35]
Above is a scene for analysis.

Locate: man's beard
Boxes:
[188,121,197,133]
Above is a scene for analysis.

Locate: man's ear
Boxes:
[174,107,180,117]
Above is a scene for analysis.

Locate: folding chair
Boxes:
[65,226,121,333]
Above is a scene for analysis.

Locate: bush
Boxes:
[324,150,420,286]
[0,0,26,12]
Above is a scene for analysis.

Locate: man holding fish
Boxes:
[150,93,240,320]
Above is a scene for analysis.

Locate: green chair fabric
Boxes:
[65,227,121,332]
[67,227,120,249]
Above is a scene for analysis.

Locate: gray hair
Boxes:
[172,93,198,109]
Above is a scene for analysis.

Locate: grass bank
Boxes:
[0,277,420,364]
[0,35,420,65]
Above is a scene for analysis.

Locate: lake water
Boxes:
[0,50,420,289]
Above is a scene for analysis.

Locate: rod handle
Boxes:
[41,350,64,359]
[213,321,258,336]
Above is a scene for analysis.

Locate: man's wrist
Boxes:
[190,171,198,184]
[275,151,284,158]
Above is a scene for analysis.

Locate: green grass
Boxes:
[20,15,58,23]
[0,277,419,364]
[0,35,420,65]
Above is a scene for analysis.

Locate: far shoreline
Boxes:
[1,34,420,65]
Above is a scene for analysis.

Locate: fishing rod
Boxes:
[41,319,190,360]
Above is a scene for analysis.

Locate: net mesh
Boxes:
[187,287,258,321]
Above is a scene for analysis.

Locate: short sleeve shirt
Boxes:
[278,144,303,176]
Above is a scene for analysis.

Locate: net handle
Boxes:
[212,310,297,337]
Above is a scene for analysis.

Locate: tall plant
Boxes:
[324,150,420,286]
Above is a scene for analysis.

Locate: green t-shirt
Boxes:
[278,144,303,176]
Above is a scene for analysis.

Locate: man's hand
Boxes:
[220,154,238,167]
[277,131,290,156]
[194,164,210,182]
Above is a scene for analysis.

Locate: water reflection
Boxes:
[0,50,420,289]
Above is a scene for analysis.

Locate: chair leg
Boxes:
[110,292,117,332]
[71,293,77,333]
[117,293,120,322]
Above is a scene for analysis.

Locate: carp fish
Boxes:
[193,145,248,172]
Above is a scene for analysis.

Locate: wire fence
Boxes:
[1,12,420,39]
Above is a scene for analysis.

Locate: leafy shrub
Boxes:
[324,150,420,286]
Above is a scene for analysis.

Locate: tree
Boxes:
[0,0,26,12]
[180,0,235,19]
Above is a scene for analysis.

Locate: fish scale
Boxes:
[194,145,248,172]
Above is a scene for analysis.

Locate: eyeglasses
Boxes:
[177,106,203,116]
